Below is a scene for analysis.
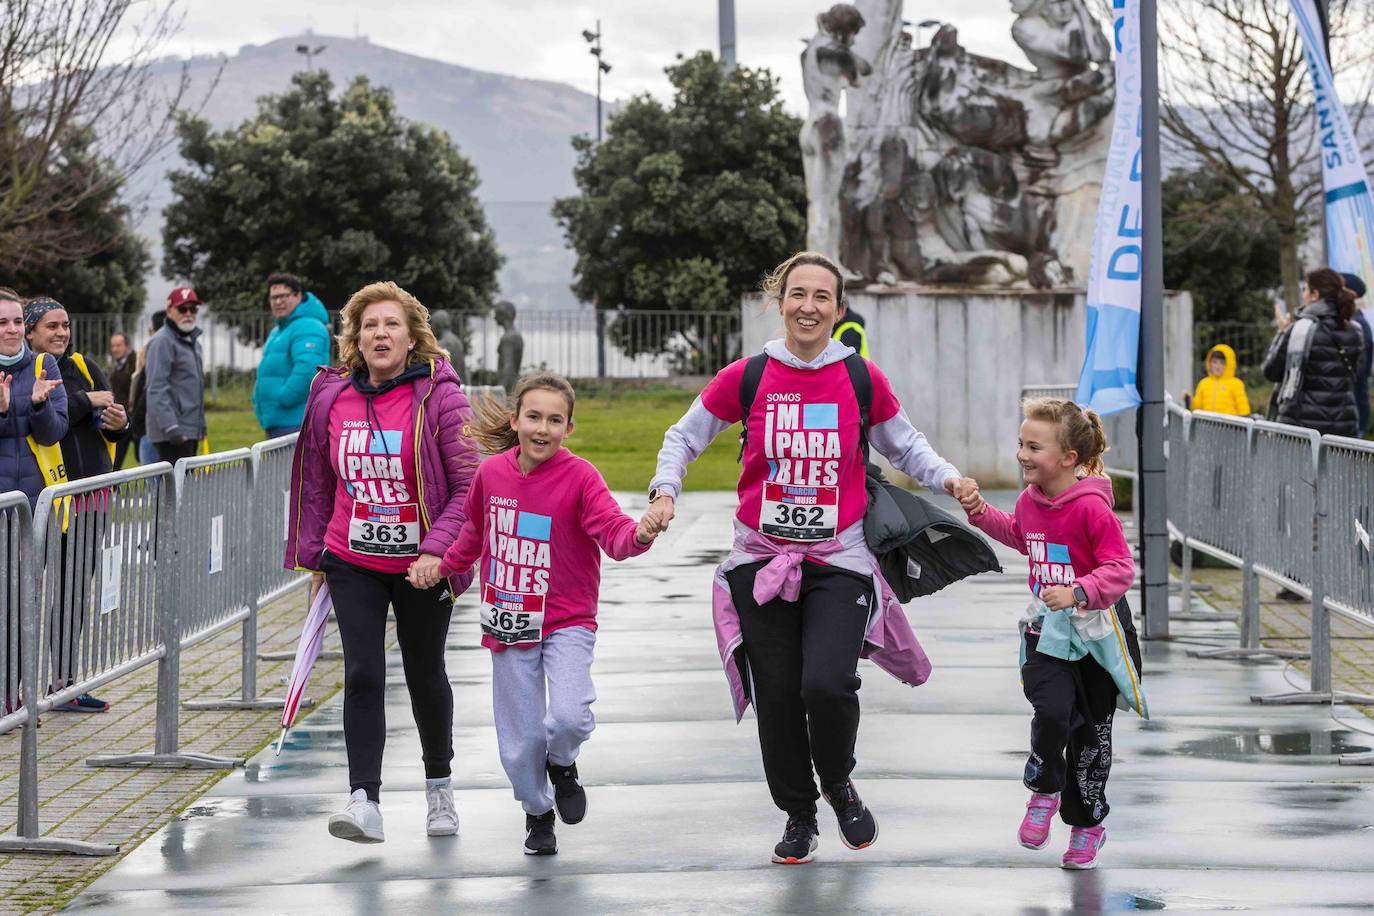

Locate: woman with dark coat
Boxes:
[1263,268,1365,437]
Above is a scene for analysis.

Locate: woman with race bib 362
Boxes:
[643,252,977,865]
[285,281,477,845]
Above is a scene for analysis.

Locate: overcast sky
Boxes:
[157,0,1034,113]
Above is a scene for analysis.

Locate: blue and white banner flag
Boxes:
[1290,0,1374,288]
[1076,0,1143,416]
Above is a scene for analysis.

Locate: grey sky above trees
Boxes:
[136,0,1031,114]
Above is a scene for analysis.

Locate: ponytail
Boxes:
[468,372,577,456]
[1022,397,1110,477]
[1306,267,1358,326]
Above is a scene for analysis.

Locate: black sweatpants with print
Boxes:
[725,559,874,815]
[322,551,455,802]
[1020,629,1119,827]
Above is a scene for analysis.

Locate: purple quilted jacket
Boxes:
[284,357,477,596]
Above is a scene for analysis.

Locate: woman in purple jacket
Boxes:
[285,281,477,844]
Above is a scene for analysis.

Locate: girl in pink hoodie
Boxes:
[960,398,1138,871]
[407,372,657,857]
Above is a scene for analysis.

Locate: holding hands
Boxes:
[637,494,675,545]
[407,553,446,591]
[945,476,985,515]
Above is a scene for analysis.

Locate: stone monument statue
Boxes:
[494,300,523,392]
[429,309,468,382]
[802,0,1114,288]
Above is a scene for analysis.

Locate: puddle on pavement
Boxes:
[177,805,219,821]
[1160,728,1371,760]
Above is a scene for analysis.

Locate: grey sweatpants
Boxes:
[491,625,597,815]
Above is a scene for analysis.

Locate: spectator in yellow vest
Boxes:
[832,307,869,358]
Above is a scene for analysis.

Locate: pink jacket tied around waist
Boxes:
[712,519,933,722]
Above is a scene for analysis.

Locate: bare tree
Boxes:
[1161,0,1374,311]
[0,0,196,272]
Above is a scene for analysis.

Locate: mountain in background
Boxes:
[130,33,603,312]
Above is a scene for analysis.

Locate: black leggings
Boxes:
[725,560,873,815]
[1021,630,1118,827]
[322,551,455,801]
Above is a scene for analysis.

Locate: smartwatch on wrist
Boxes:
[648,487,672,504]
[1072,585,1088,608]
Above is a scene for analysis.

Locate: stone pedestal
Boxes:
[740,288,1193,486]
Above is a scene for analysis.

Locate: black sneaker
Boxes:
[52,693,109,713]
[546,757,587,825]
[771,811,819,865]
[822,780,878,850]
[524,810,557,856]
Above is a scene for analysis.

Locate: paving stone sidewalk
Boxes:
[0,584,394,915]
[1186,565,1374,712]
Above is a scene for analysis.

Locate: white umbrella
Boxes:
[276,582,332,755]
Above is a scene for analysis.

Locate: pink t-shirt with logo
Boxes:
[324,384,422,574]
[700,357,901,540]
[437,447,651,652]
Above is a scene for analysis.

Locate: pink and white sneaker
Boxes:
[1018,792,1060,849]
[1061,825,1106,869]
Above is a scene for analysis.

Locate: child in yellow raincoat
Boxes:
[1192,344,1251,415]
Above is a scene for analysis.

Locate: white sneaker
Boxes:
[328,789,385,843]
[426,781,459,837]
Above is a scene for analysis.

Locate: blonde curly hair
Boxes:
[336,281,449,371]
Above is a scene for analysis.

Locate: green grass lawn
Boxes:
[200,382,741,492]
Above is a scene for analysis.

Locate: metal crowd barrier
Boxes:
[0,492,27,738]
[179,449,295,712]
[252,433,324,663]
[0,388,503,854]
[1178,413,1307,662]
[0,440,316,853]
[0,465,177,854]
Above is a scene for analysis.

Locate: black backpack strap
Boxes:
[736,353,769,462]
[843,353,873,463]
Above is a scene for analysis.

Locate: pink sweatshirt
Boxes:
[968,476,1135,610]
[438,446,651,651]
[323,384,420,574]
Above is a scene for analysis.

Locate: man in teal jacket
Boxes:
[253,273,331,437]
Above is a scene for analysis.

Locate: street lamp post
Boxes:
[719,0,737,71]
[295,43,326,71]
[581,22,612,145]
[582,22,612,375]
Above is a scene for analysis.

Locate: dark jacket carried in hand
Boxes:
[1262,298,1364,436]
[57,351,128,481]
[863,464,1002,602]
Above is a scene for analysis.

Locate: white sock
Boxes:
[426,777,451,789]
